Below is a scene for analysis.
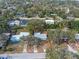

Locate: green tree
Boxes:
[27,20,46,35]
[46,45,65,59]
[46,45,79,59]
[48,29,76,45]
[22,35,42,48]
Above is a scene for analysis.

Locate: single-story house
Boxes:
[10,32,30,43]
[34,32,47,40]
[7,19,28,27]
[7,20,20,26]
[66,14,74,20]
[20,20,28,26]
[45,20,54,25]
[10,35,21,43]
[67,16,74,20]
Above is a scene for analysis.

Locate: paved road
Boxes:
[0,53,46,59]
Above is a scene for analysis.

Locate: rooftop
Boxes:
[10,32,30,43]
[34,32,47,40]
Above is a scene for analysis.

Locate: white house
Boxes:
[45,20,54,25]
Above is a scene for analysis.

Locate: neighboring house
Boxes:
[20,20,28,26]
[10,32,30,43]
[34,32,47,40]
[8,20,20,26]
[8,19,28,27]
[66,14,75,20]
[75,34,79,41]
[67,16,74,20]
[45,20,54,25]
[10,35,21,43]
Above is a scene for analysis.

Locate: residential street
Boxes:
[0,53,46,59]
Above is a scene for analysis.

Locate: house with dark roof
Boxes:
[20,20,28,26]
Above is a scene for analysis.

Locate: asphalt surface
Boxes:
[0,53,46,59]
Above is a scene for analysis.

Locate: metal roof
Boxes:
[10,32,30,42]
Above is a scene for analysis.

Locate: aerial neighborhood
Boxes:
[0,0,79,59]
